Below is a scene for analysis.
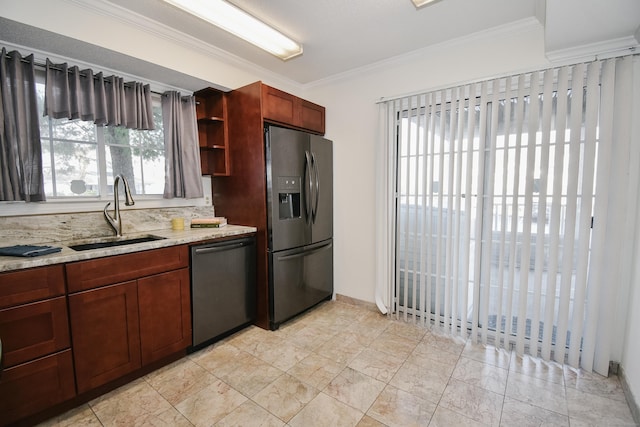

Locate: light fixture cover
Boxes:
[411,0,441,8]
[163,0,303,60]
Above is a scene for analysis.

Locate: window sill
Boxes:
[0,196,211,217]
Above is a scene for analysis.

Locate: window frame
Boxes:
[0,49,208,217]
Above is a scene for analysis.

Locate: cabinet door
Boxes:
[69,281,141,393]
[138,268,191,365]
[299,99,325,134]
[0,296,70,368]
[0,350,75,427]
[262,85,297,126]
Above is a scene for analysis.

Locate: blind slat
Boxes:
[530,69,555,356]
[516,71,540,355]
[565,62,600,365]
[444,88,459,333]
[541,65,569,360]
[471,81,489,342]
[581,58,616,372]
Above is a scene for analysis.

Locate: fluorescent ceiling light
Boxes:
[411,0,441,8]
[162,0,303,60]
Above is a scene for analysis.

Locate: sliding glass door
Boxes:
[394,72,592,356]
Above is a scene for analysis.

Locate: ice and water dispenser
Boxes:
[277,176,301,220]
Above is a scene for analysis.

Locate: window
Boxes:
[35,74,165,200]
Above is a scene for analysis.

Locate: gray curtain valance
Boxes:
[44,59,155,130]
[162,91,203,199]
[0,48,46,202]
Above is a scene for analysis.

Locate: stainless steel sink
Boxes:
[68,235,166,251]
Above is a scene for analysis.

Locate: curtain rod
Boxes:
[4,53,165,96]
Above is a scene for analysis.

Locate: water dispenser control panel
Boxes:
[277,176,301,220]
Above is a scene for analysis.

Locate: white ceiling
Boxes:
[105,0,539,84]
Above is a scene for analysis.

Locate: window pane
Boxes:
[52,118,96,141]
[104,104,165,195]
[49,141,99,197]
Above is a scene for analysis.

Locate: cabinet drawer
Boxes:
[0,265,65,309]
[0,296,70,368]
[66,245,189,293]
[0,349,76,427]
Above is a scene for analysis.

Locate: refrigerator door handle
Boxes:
[277,241,333,261]
[304,150,313,225]
[311,151,320,223]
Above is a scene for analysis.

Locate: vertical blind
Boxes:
[377,55,638,374]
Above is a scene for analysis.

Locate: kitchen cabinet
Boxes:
[66,245,191,393]
[69,281,140,393]
[213,81,327,329]
[195,87,230,176]
[0,264,65,308]
[194,83,324,178]
[0,297,70,368]
[261,84,325,134]
[0,350,75,426]
[0,265,75,426]
[138,268,191,365]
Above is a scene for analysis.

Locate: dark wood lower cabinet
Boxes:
[0,350,75,427]
[69,281,141,394]
[138,268,191,365]
[0,244,203,425]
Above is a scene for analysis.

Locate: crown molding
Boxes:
[546,35,639,64]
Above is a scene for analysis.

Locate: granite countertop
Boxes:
[0,224,257,273]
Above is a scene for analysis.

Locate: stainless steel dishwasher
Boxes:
[190,236,256,349]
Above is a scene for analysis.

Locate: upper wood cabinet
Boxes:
[195,87,230,176]
[261,84,325,135]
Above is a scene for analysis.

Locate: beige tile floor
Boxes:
[40,300,637,426]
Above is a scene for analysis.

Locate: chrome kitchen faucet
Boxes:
[104,174,135,237]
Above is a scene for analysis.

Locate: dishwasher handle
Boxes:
[193,239,253,255]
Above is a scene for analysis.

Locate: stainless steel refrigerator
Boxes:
[265,124,333,329]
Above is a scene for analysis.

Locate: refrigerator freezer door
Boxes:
[269,240,333,329]
[310,135,333,244]
[266,126,311,252]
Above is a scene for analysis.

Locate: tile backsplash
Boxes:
[0,206,216,245]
